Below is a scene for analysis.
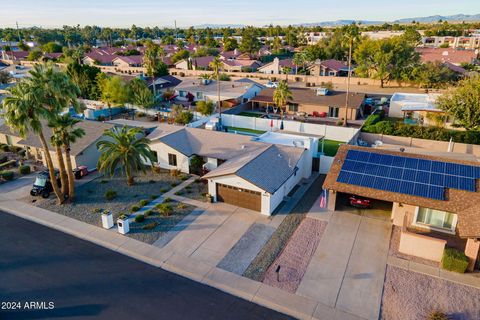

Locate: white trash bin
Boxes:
[101,211,114,229]
[117,215,130,234]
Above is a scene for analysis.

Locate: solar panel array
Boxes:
[336,150,480,201]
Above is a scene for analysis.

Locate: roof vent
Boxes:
[241,145,246,149]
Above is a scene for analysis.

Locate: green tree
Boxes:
[66,61,101,100]
[171,49,190,64]
[436,75,480,131]
[209,57,223,121]
[175,110,194,125]
[129,79,155,112]
[48,114,85,201]
[401,27,422,46]
[97,75,129,120]
[411,62,459,91]
[42,41,63,53]
[239,26,261,55]
[196,100,215,116]
[27,49,42,61]
[272,36,282,53]
[143,41,167,97]
[0,70,12,84]
[223,37,238,51]
[96,126,155,186]
[342,23,360,126]
[18,41,30,51]
[273,81,292,122]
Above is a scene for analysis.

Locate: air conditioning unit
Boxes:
[316,88,329,96]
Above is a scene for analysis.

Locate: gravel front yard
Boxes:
[34,171,183,227]
[179,179,208,201]
[126,200,197,244]
[381,265,480,320]
[263,218,327,293]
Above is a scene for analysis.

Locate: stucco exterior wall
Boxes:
[150,142,190,173]
[391,202,417,227]
[399,230,447,262]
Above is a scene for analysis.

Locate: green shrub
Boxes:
[0,170,14,181]
[363,112,384,127]
[144,210,152,217]
[131,205,140,212]
[104,190,117,200]
[160,188,168,193]
[118,213,128,220]
[428,311,448,320]
[174,191,183,196]
[156,203,173,216]
[171,182,179,187]
[163,197,172,203]
[194,178,201,183]
[142,221,158,230]
[100,179,109,184]
[150,194,158,200]
[92,208,103,213]
[177,203,186,209]
[442,248,469,273]
[138,199,149,207]
[134,214,145,223]
[180,175,189,181]
[185,185,192,190]
[18,165,31,175]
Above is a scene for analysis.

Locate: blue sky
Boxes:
[1,0,479,28]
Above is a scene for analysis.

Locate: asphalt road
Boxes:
[0,211,293,320]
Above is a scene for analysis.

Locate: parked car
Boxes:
[30,170,61,198]
[348,195,371,209]
[73,166,89,180]
[265,81,278,88]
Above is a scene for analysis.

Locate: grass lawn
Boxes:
[226,126,266,135]
[238,112,263,118]
[319,139,344,157]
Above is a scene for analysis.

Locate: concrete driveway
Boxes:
[298,196,392,320]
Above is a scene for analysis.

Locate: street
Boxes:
[0,211,292,320]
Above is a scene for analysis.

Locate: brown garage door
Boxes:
[216,183,262,212]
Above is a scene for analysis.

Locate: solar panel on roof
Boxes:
[336,149,479,201]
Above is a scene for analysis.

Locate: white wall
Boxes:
[319,155,334,174]
[221,114,358,142]
[150,141,190,172]
[204,157,218,171]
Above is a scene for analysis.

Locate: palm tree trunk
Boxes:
[64,146,76,201]
[38,131,64,203]
[343,41,353,127]
[217,74,221,126]
[55,145,69,196]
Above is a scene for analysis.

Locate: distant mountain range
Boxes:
[192,13,480,28]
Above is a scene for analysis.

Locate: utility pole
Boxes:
[16,21,21,42]
[174,20,178,42]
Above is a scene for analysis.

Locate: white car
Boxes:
[265,81,278,88]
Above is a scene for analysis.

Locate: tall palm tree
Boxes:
[49,114,85,201]
[96,126,155,186]
[209,57,223,125]
[342,23,360,127]
[28,63,82,198]
[273,81,292,130]
[282,66,292,82]
[143,43,163,98]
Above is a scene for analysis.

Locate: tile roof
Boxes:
[151,124,305,193]
[416,47,477,65]
[318,59,349,71]
[252,88,365,109]
[323,145,480,238]
[0,119,114,156]
[113,55,143,65]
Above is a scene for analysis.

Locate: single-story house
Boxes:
[415,47,478,66]
[174,56,215,71]
[0,119,114,170]
[174,78,263,105]
[112,55,143,67]
[1,51,29,61]
[250,87,365,120]
[257,57,295,75]
[309,59,352,77]
[324,145,480,270]
[148,124,311,215]
[146,75,182,94]
[221,59,261,72]
[82,49,117,66]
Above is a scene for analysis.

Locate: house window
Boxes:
[168,153,177,166]
[414,207,457,233]
[328,106,339,118]
[196,92,203,99]
[288,104,298,112]
[179,91,186,97]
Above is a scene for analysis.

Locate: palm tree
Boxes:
[49,114,85,201]
[282,66,292,82]
[143,43,164,98]
[342,23,360,127]
[96,126,155,186]
[28,63,82,198]
[209,57,223,125]
[273,81,292,130]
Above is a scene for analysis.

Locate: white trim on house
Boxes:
[412,206,458,235]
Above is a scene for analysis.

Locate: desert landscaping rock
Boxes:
[263,218,327,293]
[381,265,480,320]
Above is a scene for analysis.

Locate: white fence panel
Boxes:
[319,155,335,174]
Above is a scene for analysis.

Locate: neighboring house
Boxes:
[221,59,262,72]
[416,47,478,66]
[1,51,29,61]
[148,124,311,215]
[0,120,114,170]
[309,59,352,77]
[324,145,480,271]
[257,57,295,74]
[112,55,143,67]
[174,78,263,105]
[421,36,480,50]
[304,32,329,45]
[146,75,182,94]
[83,49,117,66]
[220,49,241,60]
[389,93,455,128]
[250,87,365,120]
[174,56,215,70]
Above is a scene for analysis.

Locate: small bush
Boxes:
[152,166,161,174]
[131,205,140,212]
[160,188,168,193]
[442,248,469,273]
[92,208,103,213]
[144,210,152,217]
[104,190,117,200]
[194,178,201,183]
[134,214,145,223]
[171,182,179,187]
[180,175,189,181]
[118,213,128,220]
[177,203,186,209]
[18,165,31,175]
[428,311,448,320]
[150,194,158,200]
[157,204,173,217]
[185,185,192,190]
[174,191,183,196]
[170,169,180,177]
[100,179,109,184]
[0,170,14,181]
[142,222,158,230]
[138,199,149,207]
[163,197,172,203]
